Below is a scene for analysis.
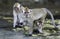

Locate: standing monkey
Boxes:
[24,8,56,35]
[13,2,25,28]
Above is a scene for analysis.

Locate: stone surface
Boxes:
[0,28,60,39]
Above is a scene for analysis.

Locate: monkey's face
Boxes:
[14,7,19,12]
[24,7,29,13]
[34,20,42,27]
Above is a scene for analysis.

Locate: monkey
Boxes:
[23,8,56,35]
[13,3,56,35]
[33,19,43,34]
[13,2,25,28]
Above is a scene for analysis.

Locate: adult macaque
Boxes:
[24,8,56,35]
[13,2,25,28]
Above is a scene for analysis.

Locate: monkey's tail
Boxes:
[46,8,56,27]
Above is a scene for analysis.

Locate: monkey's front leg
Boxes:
[24,21,33,36]
[13,12,18,28]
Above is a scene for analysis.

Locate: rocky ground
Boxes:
[0,16,60,39]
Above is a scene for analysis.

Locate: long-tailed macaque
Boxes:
[13,3,56,35]
[13,2,25,28]
[24,8,56,35]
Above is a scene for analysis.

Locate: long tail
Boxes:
[46,8,56,27]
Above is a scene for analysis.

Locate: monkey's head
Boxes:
[33,20,42,27]
[24,7,29,13]
[13,3,22,12]
[24,7,32,14]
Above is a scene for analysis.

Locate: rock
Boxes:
[56,25,60,30]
